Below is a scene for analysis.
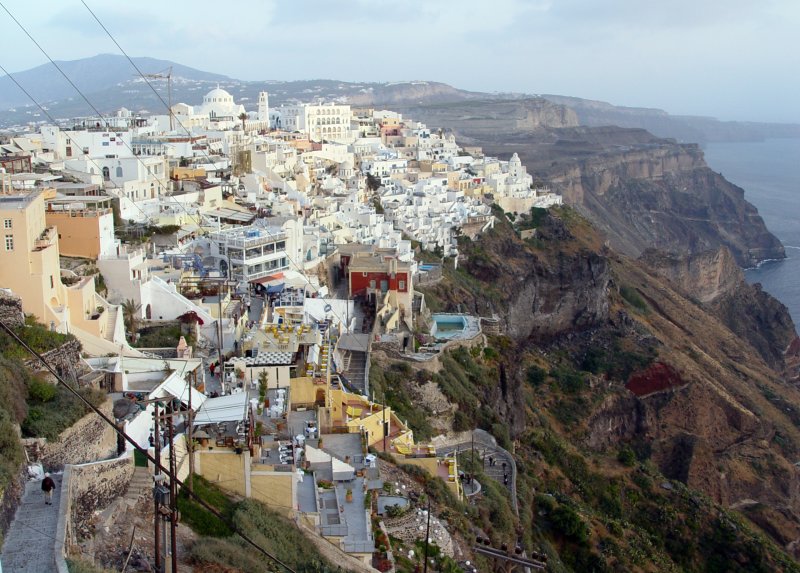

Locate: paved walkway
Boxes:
[437,429,519,515]
[1,477,62,573]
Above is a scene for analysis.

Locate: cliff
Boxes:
[478,126,784,267]
[641,247,797,370]
[388,98,579,137]
[412,209,800,569]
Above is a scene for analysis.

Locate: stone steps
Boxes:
[1,478,61,573]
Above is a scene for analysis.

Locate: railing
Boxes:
[34,227,57,250]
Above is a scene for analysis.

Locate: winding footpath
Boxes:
[437,429,519,515]
[1,477,62,573]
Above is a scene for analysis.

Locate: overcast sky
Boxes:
[1,0,798,123]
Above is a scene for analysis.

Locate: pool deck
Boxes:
[430,313,481,341]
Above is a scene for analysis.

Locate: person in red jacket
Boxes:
[41,473,56,505]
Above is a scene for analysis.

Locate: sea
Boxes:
[702,138,800,323]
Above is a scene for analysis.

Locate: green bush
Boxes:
[28,377,57,402]
[22,385,106,440]
[550,504,590,544]
[177,475,236,537]
[617,446,637,467]
[549,366,585,393]
[526,365,547,386]
[620,285,647,312]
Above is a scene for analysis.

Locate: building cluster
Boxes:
[0,85,561,564]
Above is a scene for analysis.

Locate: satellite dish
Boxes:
[324,304,332,312]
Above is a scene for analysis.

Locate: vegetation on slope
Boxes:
[178,475,341,572]
[383,206,800,571]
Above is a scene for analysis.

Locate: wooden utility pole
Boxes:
[153,402,162,572]
[168,415,178,573]
[188,369,195,493]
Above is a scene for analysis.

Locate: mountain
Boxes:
[0,53,229,111]
[541,94,800,143]
[3,54,799,142]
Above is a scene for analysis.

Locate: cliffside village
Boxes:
[0,86,560,567]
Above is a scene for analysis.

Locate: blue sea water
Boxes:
[702,139,800,323]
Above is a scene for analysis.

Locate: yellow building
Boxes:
[0,187,129,354]
[1,189,67,327]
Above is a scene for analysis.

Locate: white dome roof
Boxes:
[204,88,233,102]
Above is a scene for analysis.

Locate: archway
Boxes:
[145,304,152,319]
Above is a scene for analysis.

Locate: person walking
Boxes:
[42,473,56,505]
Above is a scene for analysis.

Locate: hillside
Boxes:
[373,206,800,571]
[3,54,800,142]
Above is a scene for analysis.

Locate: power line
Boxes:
[4,0,373,365]
[0,1,198,227]
[0,61,157,225]
[0,318,298,573]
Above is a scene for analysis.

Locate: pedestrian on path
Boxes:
[209,361,216,377]
[41,473,55,505]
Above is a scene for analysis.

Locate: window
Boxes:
[116,166,123,177]
[399,280,406,291]
[3,219,11,229]
[369,280,376,289]
[4,235,13,251]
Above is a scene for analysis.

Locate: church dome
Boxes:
[204,87,234,104]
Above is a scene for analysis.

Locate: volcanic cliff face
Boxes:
[424,209,609,341]
[481,127,785,268]
[641,247,798,370]
[395,102,783,267]
[416,210,800,563]
[580,251,800,556]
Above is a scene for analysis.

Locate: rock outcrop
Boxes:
[640,247,796,370]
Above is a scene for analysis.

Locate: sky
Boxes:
[0,0,798,123]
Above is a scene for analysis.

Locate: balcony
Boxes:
[33,227,57,251]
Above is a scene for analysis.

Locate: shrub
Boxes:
[620,285,647,312]
[617,446,637,467]
[550,504,590,544]
[28,377,57,402]
[177,474,234,537]
[526,365,547,386]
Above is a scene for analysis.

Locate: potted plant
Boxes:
[346,488,353,503]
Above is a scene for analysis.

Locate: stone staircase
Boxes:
[103,305,119,342]
[124,466,152,505]
[1,478,61,572]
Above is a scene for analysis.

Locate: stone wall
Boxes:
[25,338,83,383]
[22,399,118,471]
[60,455,134,547]
[0,468,26,540]
[0,290,25,327]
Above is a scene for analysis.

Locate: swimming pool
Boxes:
[430,314,468,339]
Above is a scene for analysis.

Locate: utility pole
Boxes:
[168,414,178,573]
[153,402,162,573]
[423,496,431,573]
[188,369,195,494]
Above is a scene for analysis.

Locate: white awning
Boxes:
[148,372,206,410]
[193,392,249,425]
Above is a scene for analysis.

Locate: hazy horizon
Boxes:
[1,0,798,124]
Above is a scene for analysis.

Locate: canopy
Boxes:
[266,283,285,294]
[193,392,249,425]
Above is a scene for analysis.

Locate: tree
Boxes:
[238,112,248,131]
[121,299,142,341]
[365,172,381,191]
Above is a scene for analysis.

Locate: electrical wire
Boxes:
[3,1,375,366]
[0,61,157,225]
[0,1,200,227]
[0,318,298,573]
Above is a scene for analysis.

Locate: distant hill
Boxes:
[1,54,798,142]
[0,53,229,111]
